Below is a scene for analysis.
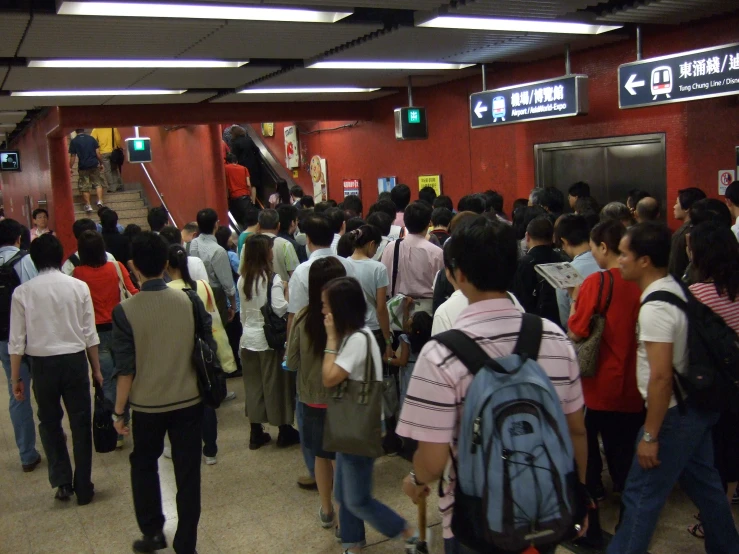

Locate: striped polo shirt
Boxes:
[689,282,739,334]
[396,298,583,539]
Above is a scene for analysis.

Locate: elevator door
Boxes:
[534,133,666,214]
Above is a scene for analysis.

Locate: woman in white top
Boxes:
[238,234,298,450]
[340,225,393,359]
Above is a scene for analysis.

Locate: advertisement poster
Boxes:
[378,177,397,194]
[310,155,327,201]
[343,179,361,197]
[284,126,299,169]
[261,123,274,137]
[418,175,442,195]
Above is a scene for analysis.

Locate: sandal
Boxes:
[687,522,705,539]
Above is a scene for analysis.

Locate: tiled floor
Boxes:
[1,376,736,553]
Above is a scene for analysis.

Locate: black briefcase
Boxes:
[93,384,118,453]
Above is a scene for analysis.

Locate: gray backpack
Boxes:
[434,314,581,552]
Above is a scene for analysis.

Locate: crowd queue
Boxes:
[2,177,739,554]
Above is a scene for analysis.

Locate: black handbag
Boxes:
[261,273,287,350]
[92,384,118,453]
[184,289,227,409]
[110,128,125,167]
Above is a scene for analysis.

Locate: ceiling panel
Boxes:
[253,67,479,88]
[132,66,280,89]
[103,92,216,104]
[183,20,383,59]
[0,67,8,85]
[0,111,27,124]
[449,0,610,19]
[212,90,395,103]
[0,13,30,57]
[256,0,446,7]
[596,0,739,24]
[3,67,153,91]
[18,14,225,58]
[0,95,109,110]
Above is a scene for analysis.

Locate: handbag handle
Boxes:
[200,280,215,313]
[112,261,129,299]
[602,271,614,315]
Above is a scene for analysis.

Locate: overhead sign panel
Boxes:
[470,75,588,129]
[618,43,739,109]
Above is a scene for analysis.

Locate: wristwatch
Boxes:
[642,431,658,444]
[409,470,425,487]
[111,412,125,423]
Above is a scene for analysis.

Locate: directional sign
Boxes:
[619,43,739,109]
[470,75,588,129]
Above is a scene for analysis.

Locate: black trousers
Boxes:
[211,287,229,331]
[131,403,203,554]
[585,408,645,494]
[29,351,93,497]
[225,313,243,373]
[228,196,253,228]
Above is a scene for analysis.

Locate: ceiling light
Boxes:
[308,61,474,70]
[11,89,186,96]
[28,59,248,68]
[57,1,352,23]
[416,15,621,35]
[238,87,380,94]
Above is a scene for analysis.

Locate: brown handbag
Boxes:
[575,271,614,377]
[323,330,384,458]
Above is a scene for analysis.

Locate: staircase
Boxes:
[73,190,149,229]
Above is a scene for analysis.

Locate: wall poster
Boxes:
[310,155,327,202]
[284,125,299,169]
[343,179,360,197]
[378,177,397,194]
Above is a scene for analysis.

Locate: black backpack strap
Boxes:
[391,238,403,297]
[68,253,81,267]
[513,313,543,362]
[3,249,27,268]
[433,330,491,377]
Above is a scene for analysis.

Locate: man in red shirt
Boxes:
[225,153,255,228]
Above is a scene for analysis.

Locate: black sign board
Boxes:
[618,43,739,109]
[394,107,428,140]
[125,137,152,163]
[469,75,588,129]
[0,151,21,172]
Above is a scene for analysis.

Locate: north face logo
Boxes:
[509,421,534,437]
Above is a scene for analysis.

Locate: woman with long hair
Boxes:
[73,230,138,448]
[239,234,297,450]
[686,221,739,538]
[287,258,346,531]
[321,277,418,553]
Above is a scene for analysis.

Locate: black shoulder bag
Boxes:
[261,273,287,350]
[110,128,125,167]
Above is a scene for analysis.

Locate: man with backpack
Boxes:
[0,218,40,472]
[396,216,589,554]
[610,222,739,553]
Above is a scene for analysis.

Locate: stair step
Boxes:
[73,190,143,203]
[75,205,147,217]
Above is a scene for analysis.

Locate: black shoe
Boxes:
[22,453,42,473]
[55,484,74,501]
[249,431,272,451]
[76,483,95,506]
[132,533,167,553]
[276,426,300,448]
[226,369,243,379]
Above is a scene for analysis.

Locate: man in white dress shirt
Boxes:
[10,234,102,505]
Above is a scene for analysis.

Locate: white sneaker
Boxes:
[205,456,217,465]
[162,446,172,459]
[83,204,93,213]
[224,391,236,402]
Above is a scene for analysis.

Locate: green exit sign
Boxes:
[133,140,145,151]
[407,109,421,124]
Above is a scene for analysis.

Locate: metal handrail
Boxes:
[134,126,177,228]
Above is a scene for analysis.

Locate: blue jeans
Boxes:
[98,331,128,430]
[608,405,739,554]
[334,452,406,549]
[296,399,315,478]
[0,340,37,465]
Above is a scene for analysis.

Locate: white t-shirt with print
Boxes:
[637,275,688,408]
[334,327,383,382]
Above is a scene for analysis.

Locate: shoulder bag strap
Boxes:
[183,289,203,338]
[261,272,276,317]
[513,313,543,362]
[362,330,374,384]
[391,239,403,296]
[641,290,688,313]
[602,271,615,315]
[111,128,115,149]
[433,330,492,376]
[594,272,605,314]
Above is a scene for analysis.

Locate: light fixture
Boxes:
[11,89,186,96]
[57,1,352,23]
[238,87,380,94]
[307,61,474,70]
[28,59,248,68]
[416,14,621,35]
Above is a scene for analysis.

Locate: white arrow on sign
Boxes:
[474,100,488,119]
[624,73,645,96]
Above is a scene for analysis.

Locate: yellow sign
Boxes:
[292,170,299,178]
[418,175,441,196]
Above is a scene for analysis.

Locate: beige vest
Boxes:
[121,287,201,413]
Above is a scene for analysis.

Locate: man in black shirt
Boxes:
[68,129,105,214]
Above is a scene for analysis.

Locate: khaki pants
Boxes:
[101,152,122,192]
[241,348,295,426]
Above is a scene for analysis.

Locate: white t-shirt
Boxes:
[187,256,209,283]
[432,289,525,335]
[346,257,390,331]
[334,328,383,382]
[637,275,689,408]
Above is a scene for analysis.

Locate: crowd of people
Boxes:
[2,178,739,554]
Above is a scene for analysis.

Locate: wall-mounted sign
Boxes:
[470,75,588,129]
[261,123,274,137]
[343,179,360,197]
[618,43,739,109]
[284,125,299,169]
[378,177,397,194]
[719,169,735,195]
[310,155,327,202]
[125,137,152,163]
[394,107,428,140]
[418,175,441,195]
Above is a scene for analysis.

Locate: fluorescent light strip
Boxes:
[308,61,474,70]
[29,59,248,68]
[418,15,621,35]
[238,87,380,94]
[58,1,352,23]
[11,89,186,96]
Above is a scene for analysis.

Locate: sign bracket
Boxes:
[636,26,643,61]
[407,76,414,107]
[565,44,571,76]
[481,63,487,91]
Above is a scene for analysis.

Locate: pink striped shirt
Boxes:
[689,282,739,334]
[396,299,583,539]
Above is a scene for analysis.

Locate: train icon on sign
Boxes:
[492,96,506,122]
[651,65,672,100]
